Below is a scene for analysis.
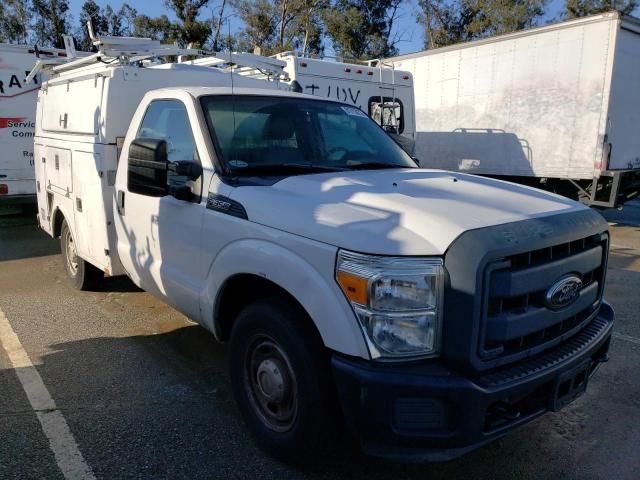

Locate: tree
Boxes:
[104,5,124,36]
[164,0,212,46]
[0,0,32,44]
[78,0,107,49]
[418,0,547,50]
[565,0,637,18]
[133,14,176,42]
[323,0,403,59]
[31,0,71,48]
[0,2,5,43]
[233,0,279,52]
[232,0,327,55]
[294,0,327,54]
[118,3,138,36]
[210,0,228,50]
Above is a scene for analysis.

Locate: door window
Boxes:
[137,100,201,194]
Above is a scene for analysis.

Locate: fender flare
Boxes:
[51,202,74,238]
[200,238,370,359]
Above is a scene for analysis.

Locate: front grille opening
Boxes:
[481,233,608,363]
[508,234,601,270]
[497,308,594,356]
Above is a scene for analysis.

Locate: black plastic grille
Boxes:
[480,233,609,362]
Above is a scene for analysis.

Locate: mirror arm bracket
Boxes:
[168,160,203,180]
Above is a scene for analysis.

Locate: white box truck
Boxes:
[389,12,640,208]
[275,53,414,142]
[32,34,614,463]
[0,43,71,206]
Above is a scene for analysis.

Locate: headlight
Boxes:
[336,250,444,359]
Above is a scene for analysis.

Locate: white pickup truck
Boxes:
[32,36,615,463]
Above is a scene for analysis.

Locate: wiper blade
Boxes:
[343,162,406,170]
[229,163,345,176]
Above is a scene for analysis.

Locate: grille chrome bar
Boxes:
[490,245,602,299]
[486,282,599,342]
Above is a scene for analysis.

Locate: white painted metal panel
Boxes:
[391,15,619,180]
[41,76,104,135]
[606,28,640,171]
[72,150,107,266]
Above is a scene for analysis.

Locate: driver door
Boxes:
[114,99,204,321]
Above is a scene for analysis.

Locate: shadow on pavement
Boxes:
[3,323,638,480]
[0,213,60,262]
[90,275,143,293]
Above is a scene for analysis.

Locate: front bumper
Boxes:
[332,302,614,462]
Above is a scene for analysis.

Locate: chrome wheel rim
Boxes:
[64,228,78,276]
[244,335,298,432]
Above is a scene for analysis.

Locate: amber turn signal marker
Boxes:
[336,270,369,305]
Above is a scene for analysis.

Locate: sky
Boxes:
[68,0,570,55]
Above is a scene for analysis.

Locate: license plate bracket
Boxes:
[550,359,592,412]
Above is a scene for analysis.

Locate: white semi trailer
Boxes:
[389,12,640,207]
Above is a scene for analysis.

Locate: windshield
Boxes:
[200,95,416,175]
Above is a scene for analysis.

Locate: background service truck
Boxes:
[0,43,70,206]
[32,33,614,463]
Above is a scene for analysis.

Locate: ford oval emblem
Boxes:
[545,275,583,310]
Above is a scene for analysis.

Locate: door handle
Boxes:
[117,190,125,215]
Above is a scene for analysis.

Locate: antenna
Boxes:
[227,19,234,95]
[227,18,237,166]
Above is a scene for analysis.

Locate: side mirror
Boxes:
[388,132,416,159]
[128,138,169,197]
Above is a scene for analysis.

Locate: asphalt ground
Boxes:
[0,201,639,479]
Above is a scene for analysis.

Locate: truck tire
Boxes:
[228,297,339,464]
[60,219,103,290]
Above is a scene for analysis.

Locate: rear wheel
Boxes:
[228,297,340,464]
[60,219,103,290]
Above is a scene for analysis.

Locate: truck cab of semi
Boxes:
[32,34,614,463]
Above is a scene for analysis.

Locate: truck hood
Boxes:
[232,169,588,256]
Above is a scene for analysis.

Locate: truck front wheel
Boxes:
[228,298,339,464]
[60,219,103,290]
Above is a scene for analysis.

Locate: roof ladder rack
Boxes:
[26,22,206,82]
[180,52,289,83]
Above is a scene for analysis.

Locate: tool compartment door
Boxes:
[40,77,103,135]
[44,146,72,195]
[72,149,107,267]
